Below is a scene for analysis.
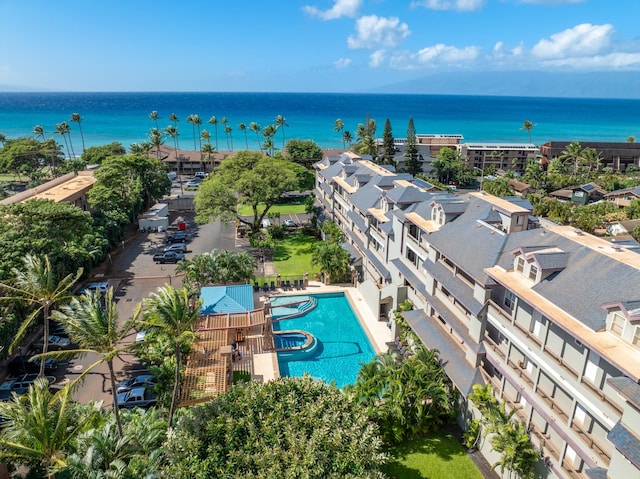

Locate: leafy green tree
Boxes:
[195,150,299,233]
[432,147,467,185]
[80,142,126,165]
[284,139,323,169]
[141,286,201,429]
[348,346,456,444]
[0,137,63,179]
[404,117,420,176]
[0,254,82,375]
[47,288,140,437]
[163,376,386,479]
[482,177,514,197]
[0,199,103,279]
[311,241,351,283]
[66,407,167,479]
[0,378,103,479]
[176,249,256,291]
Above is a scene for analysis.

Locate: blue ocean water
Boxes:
[0,92,639,151]
[273,293,375,388]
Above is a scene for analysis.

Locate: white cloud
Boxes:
[333,57,352,69]
[538,52,640,70]
[303,0,361,20]
[347,15,411,50]
[410,0,484,11]
[369,50,386,68]
[415,44,480,64]
[531,23,614,59]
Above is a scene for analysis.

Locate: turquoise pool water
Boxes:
[272,292,376,388]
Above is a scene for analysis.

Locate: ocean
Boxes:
[0,92,639,152]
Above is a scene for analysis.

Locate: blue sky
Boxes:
[1,0,639,94]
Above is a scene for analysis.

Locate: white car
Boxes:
[284,219,297,227]
[194,171,209,178]
[261,218,272,228]
[164,243,187,253]
[186,178,202,188]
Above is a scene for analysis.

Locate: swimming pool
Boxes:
[272,292,376,388]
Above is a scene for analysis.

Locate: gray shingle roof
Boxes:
[608,421,640,469]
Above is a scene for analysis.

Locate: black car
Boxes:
[8,355,57,375]
[166,231,189,243]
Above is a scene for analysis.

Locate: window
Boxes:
[633,326,640,348]
[516,256,525,272]
[406,248,417,266]
[610,313,625,337]
[408,224,420,240]
[504,290,516,310]
[528,264,538,281]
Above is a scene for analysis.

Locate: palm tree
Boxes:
[47,288,139,438]
[186,114,202,151]
[520,120,536,144]
[33,125,45,141]
[262,124,277,155]
[311,242,350,284]
[224,124,233,150]
[238,122,249,149]
[274,114,288,150]
[220,117,229,149]
[0,255,82,376]
[141,286,202,429]
[208,116,219,151]
[334,118,344,134]
[55,122,72,159]
[70,113,85,153]
[250,122,262,153]
[165,125,183,194]
[0,378,102,478]
[149,110,160,130]
[147,127,164,160]
[342,130,353,148]
[558,141,586,177]
[201,129,214,171]
[169,113,180,149]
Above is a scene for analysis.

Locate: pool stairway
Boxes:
[270,296,317,321]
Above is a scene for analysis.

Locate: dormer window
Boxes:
[610,313,626,337]
[516,257,525,273]
[633,326,640,348]
[380,197,388,212]
[528,264,538,281]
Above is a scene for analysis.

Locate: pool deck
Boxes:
[233,281,393,383]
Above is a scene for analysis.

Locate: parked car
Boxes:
[8,356,57,375]
[164,243,187,253]
[116,374,155,393]
[284,219,297,227]
[186,178,202,188]
[116,386,158,409]
[261,218,272,228]
[194,171,209,178]
[0,373,56,400]
[135,330,147,342]
[153,251,186,264]
[77,281,109,296]
[167,171,177,181]
[34,335,71,351]
[166,231,189,243]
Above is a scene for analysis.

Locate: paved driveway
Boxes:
[62,213,236,406]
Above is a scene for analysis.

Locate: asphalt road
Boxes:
[60,208,236,407]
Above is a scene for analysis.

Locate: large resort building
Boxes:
[315,151,640,479]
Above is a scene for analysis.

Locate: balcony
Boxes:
[529,422,561,462]
[484,333,507,361]
[544,347,580,381]
[537,388,570,422]
[506,358,535,388]
[570,420,612,465]
[581,378,624,416]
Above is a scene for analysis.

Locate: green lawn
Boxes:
[238,201,306,216]
[383,432,484,479]
[271,233,320,278]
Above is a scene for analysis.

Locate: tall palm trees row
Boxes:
[32,113,86,159]
[147,111,289,157]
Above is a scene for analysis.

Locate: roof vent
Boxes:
[573,229,584,236]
